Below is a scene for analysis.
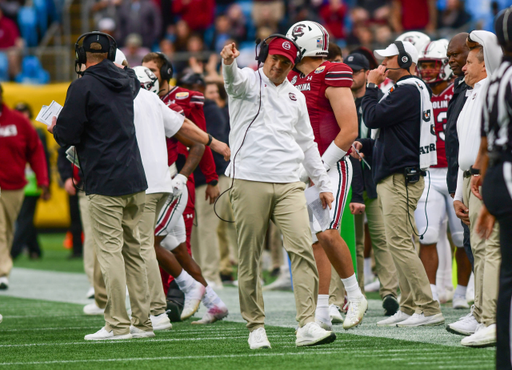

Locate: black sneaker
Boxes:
[382,295,399,316]
[166,280,184,322]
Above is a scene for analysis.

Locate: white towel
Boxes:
[371,78,437,170]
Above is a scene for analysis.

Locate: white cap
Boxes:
[374,41,419,64]
[114,49,126,65]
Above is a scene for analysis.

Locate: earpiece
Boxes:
[394,40,412,70]
[255,34,302,66]
[155,52,174,82]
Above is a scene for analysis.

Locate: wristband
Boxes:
[321,142,347,170]
[206,134,213,146]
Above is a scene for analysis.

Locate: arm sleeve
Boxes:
[222,59,255,99]
[454,168,464,202]
[350,157,364,204]
[57,146,73,181]
[24,120,49,187]
[362,85,419,129]
[53,81,87,147]
[158,97,184,138]
[189,103,218,182]
[294,100,331,192]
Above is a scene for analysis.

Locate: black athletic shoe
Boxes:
[382,295,399,316]
[166,280,184,322]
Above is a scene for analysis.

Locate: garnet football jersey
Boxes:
[288,61,353,155]
[430,83,453,168]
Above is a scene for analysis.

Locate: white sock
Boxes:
[454,284,467,298]
[175,270,195,292]
[316,294,330,323]
[341,274,363,300]
[202,285,225,309]
[430,284,439,302]
[364,258,372,278]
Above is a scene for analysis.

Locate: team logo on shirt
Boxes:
[176,92,189,100]
[282,41,291,50]
[289,92,297,101]
[314,66,325,74]
[290,76,298,85]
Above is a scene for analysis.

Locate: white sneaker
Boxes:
[83,303,105,316]
[343,296,368,329]
[446,309,478,336]
[150,313,172,330]
[130,326,155,338]
[439,286,454,303]
[296,321,336,347]
[364,279,380,292]
[192,304,228,324]
[364,273,376,286]
[329,304,344,324]
[248,327,271,349]
[452,295,470,309]
[461,323,496,347]
[377,311,411,326]
[84,327,132,340]
[263,273,292,291]
[181,281,206,320]
[0,276,8,290]
[0,313,2,323]
[397,313,445,327]
[86,286,95,299]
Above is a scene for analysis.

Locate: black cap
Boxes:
[179,72,205,87]
[83,33,111,53]
[344,53,370,71]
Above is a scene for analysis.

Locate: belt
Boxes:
[463,166,480,178]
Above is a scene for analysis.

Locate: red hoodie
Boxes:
[0,104,48,190]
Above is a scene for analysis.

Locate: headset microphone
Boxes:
[385,67,402,71]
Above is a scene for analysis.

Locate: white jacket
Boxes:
[223,60,331,193]
[133,89,184,194]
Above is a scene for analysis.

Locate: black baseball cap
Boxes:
[344,53,370,71]
[83,33,111,53]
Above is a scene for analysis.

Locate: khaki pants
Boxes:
[355,192,399,298]
[88,192,151,334]
[0,189,24,277]
[79,191,94,286]
[462,176,500,325]
[377,174,440,316]
[230,179,318,330]
[138,192,168,316]
[217,175,238,275]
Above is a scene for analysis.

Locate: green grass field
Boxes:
[0,234,497,369]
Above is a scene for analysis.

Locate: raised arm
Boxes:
[221,43,254,98]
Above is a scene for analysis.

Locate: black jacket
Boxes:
[194,99,230,187]
[360,75,425,184]
[445,77,469,194]
[53,59,147,196]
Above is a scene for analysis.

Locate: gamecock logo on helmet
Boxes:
[292,24,306,38]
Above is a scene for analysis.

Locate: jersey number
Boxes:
[437,111,447,141]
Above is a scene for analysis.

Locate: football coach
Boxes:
[48,32,152,340]
[221,38,335,349]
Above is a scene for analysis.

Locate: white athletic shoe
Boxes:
[452,296,470,309]
[84,327,132,341]
[83,303,105,316]
[191,304,229,324]
[0,313,2,323]
[343,296,368,329]
[263,273,292,291]
[150,313,172,330]
[446,309,478,336]
[396,313,445,327]
[296,321,336,347]
[329,304,344,324]
[0,276,8,290]
[461,323,496,347]
[439,286,454,304]
[364,279,380,293]
[181,281,206,320]
[377,311,411,327]
[248,327,271,349]
[86,286,95,299]
[130,326,155,338]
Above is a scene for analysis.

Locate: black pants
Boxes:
[11,195,41,259]
[482,161,512,370]
[69,194,83,256]
[462,222,474,269]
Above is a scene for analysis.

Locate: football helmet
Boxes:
[133,66,159,94]
[396,31,431,54]
[417,39,452,84]
[286,20,329,58]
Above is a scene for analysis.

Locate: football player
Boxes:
[287,21,368,330]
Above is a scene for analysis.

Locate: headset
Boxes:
[394,40,412,70]
[256,34,302,67]
[155,52,174,82]
[75,31,117,75]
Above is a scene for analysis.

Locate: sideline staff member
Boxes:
[354,41,444,327]
[221,39,335,349]
[48,32,152,340]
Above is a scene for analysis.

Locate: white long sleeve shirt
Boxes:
[133,89,184,194]
[454,77,488,202]
[222,60,331,193]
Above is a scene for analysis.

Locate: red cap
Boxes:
[268,38,299,65]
